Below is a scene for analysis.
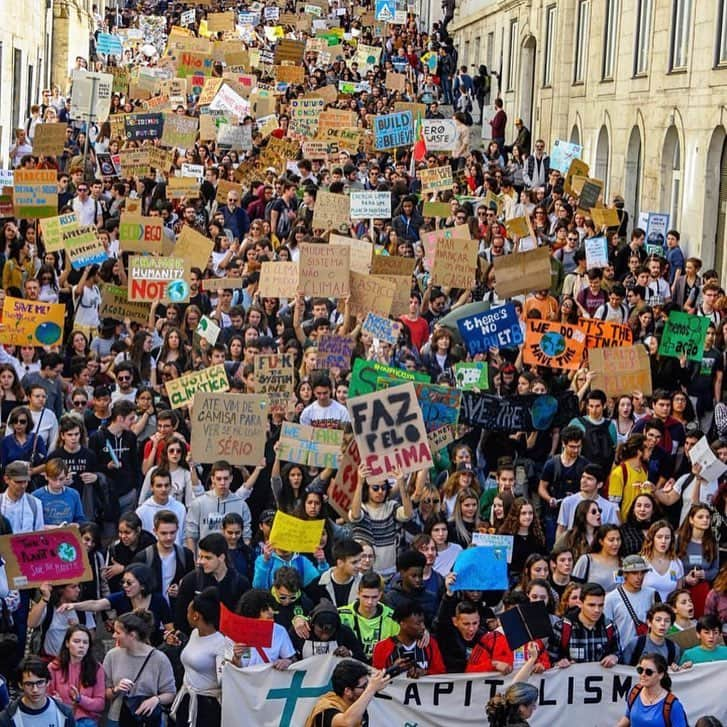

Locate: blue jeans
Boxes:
[441,75,453,104]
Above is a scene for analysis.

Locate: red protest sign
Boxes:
[220,604,274,647]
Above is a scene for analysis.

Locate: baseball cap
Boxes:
[5,461,30,482]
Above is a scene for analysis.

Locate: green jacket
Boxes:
[338,601,399,662]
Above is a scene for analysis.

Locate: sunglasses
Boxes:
[117,376,132,381]
[72,400,87,406]
[13,419,28,425]
[369,485,387,492]
[422,497,440,505]
[167,448,182,454]
[590,507,602,515]
[636,666,655,676]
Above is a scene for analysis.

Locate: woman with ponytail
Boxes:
[485,643,540,726]
[616,653,688,727]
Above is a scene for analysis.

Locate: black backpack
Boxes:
[628,635,677,666]
[579,417,615,470]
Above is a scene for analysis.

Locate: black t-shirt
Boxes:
[313,708,368,727]
[46,446,99,491]
[331,579,354,608]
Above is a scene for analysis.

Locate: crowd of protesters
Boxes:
[0,0,725,726]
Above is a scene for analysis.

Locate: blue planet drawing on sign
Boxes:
[531,395,558,430]
[540,331,566,357]
[35,321,62,345]
[166,280,189,302]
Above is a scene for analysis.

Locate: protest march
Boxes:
[0,0,726,726]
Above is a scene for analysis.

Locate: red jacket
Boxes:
[372,635,447,675]
[466,631,551,673]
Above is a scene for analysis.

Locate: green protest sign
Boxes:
[348,358,429,398]
[658,312,710,362]
[454,362,489,391]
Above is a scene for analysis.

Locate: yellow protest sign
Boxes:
[41,213,79,252]
[269,511,325,553]
[165,364,230,409]
[0,297,65,347]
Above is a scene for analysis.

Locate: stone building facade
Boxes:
[450,0,727,278]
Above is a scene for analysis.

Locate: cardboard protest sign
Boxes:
[564,158,590,196]
[452,546,508,590]
[165,363,229,409]
[590,207,620,228]
[258,261,298,298]
[589,345,652,398]
[523,320,586,371]
[167,176,200,200]
[312,190,350,231]
[99,284,150,325]
[277,422,343,468]
[207,10,235,31]
[124,112,164,141]
[41,213,79,253]
[254,353,295,412]
[457,303,523,355]
[330,235,372,274]
[373,111,413,149]
[362,313,403,344]
[160,113,198,148]
[349,271,395,318]
[370,255,414,277]
[579,178,604,210]
[659,312,710,362]
[584,235,609,270]
[347,382,432,483]
[0,297,65,347]
[493,247,552,298]
[578,318,633,349]
[64,226,107,269]
[385,70,406,92]
[270,511,325,552]
[117,149,152,176]
[128,256,188,302]
[375,274,411,317]
[191,392,267,465]
[423,201,452,218]
[177,51,214,78]
[13,169,57,218]
[350,191,392,219]
[220,605,273,648]
[289,97,325,136]
[428,425,456,452]
[32,124,68,156]
[328,436,360,517]
[119,214,164,253]
[421,119,457,152]
[419,165,453,192]
[299,243,350,297]
[0,526,92,589]
[174,225,214,274]
[274,38,306,63]
[431,233,478,289]
[454,362,489,391]
[275,64,306,84]
[317,335,356,370]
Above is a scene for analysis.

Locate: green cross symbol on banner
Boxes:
[266,670,331,726]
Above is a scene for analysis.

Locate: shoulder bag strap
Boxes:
[617,586,644,628]
[131,649,155,686]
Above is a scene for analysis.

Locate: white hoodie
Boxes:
[136,497,187,547]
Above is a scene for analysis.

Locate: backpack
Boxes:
[627,685,681,727]
[628,635,676,666]
[578,417,615,470]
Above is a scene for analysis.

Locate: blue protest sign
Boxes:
[362,313,402,344]
[452,546,508,591]
[373,111,413,150]
[456,303,523,355]
[375,0,396,21]
[96,33,124,56]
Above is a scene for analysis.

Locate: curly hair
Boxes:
[498,497,545,549]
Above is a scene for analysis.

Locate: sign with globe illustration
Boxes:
[524,320,586,370]
[0,297,65,347]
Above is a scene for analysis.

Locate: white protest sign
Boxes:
[349,191,391,219]
[690,436,727,483]
[422,119,457,151]
[71,70,113,121]
[471,532,514,562]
